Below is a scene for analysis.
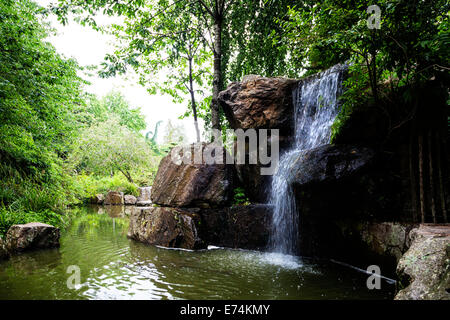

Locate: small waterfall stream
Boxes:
[269,64,347,256]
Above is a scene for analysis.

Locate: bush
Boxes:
[0,207,69,238]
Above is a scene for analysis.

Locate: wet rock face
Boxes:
[151,143,235,208]
[5,223,60,253]
[127,207,205,250]
[200,204,272,250]
[291,144,376,186]
[0,238,9,260]
[104,191,124,205]
[395,224,450,300]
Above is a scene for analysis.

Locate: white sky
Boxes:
[36,0,203,144]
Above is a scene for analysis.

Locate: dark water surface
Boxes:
[0,206,395,300]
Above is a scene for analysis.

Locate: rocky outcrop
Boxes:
[0,238,9,260]
[200,204,271,250]
[90,194,105,205]
[104,191,124,205]
[151,143,235,208]
[219,76,298,137]
[5,223,60,253]
[124,195,137,205]
[395,224,450,300]
[127,207,205,250]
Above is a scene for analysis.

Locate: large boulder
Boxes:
[104,191,124,205]
[0,237,9,260]
[5,222,60,253]
[124,195,137,205]
[127,207,205,250]
[395,224,450,300]
[151,143,235,208]
[219,75,298,137]
[200,204,272,250]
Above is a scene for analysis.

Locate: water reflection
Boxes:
[0,206,395,300]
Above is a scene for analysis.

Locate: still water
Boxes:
[0,206,394,300]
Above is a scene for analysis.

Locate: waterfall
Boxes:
[269,64,347,255]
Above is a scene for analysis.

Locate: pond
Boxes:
[0,206,395,300]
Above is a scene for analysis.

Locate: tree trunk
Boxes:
[119,168,134,184]
[418,134,425,222]
[428,131,436,223]
[188,57,201,143]
[436,131,448,222]
[211,17,223,132]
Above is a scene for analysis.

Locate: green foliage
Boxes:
[279,0,449,138]
[86,91,147,132]
[222,0,300,83]
[67,117,161,184]
[233,187,250,206]
[0,0,87,176]
[70,173,143,202]
[0,208,69,238]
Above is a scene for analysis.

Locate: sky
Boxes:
[36,0,203,144]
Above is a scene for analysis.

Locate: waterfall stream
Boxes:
[269,64,347,256]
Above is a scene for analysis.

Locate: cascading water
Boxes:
[269,64,347,256]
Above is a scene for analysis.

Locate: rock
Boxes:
[395,224,450,300]
[104,191,124,205]
[291,144,375,186]
[90,194,105,205]
[136,200,152,207]
[124,195,137,205]
[137,187,152,202]
[360,222,417,262]
[127,207,205,250]
[200,204,272,250]
[0,237,9,260]
[219,76,298,137]
[219,76,298,202]
[151,143,235,208]
[5,222,60,253]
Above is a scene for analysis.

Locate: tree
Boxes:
[51,0,298,134]
[0,0,87,178]
[86,91,147,132]
[68,117,156,183]
[101,1,211,142]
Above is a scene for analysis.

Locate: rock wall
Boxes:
[395,224,450,300]
[128,142,271,250]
